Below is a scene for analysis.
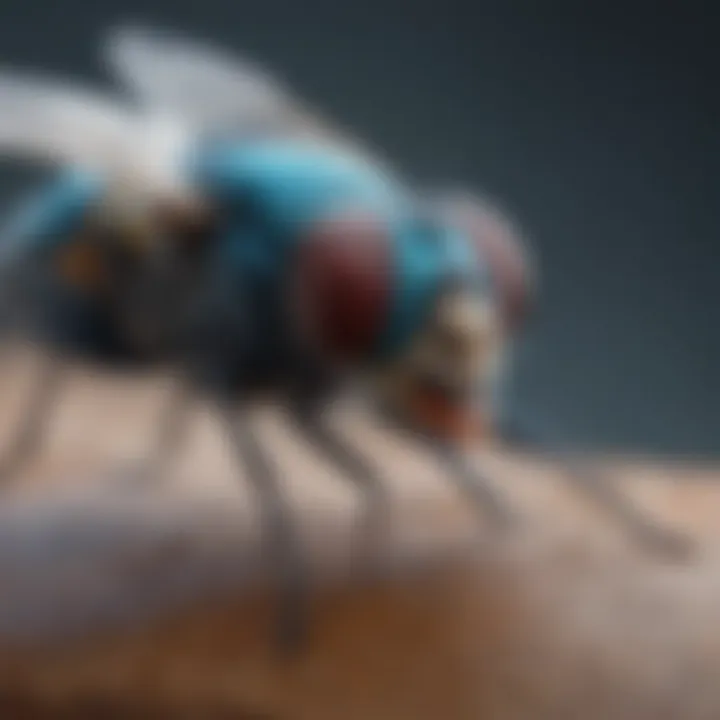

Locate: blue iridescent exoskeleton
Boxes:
[0,168,133,361]
[184,137,492,386]
[2,137,492,379]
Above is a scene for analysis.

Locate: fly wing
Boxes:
[102,24,387,166]
[0,70,142,169]
[0,69,194,197]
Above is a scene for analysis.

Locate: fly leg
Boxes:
[428,439,518,529]
[500,412,694,559]
[117,378,194,487]
[222,405,310,655]
[0,351,65,487]
[374,404,517,530]
[555,453,693,558]
[287,396,389,542]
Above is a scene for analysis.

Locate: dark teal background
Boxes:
[0,1,716,455]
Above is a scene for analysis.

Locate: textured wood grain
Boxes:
[0,348,718,719]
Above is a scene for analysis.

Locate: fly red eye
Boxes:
[292,210,393,363]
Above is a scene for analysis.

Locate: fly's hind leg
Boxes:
[0,351,65,487]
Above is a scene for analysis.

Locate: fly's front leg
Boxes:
[428,439,518,529]
[500,413,695,560]
[221,405,310,655]
[555,454,694,559]
[117,377,194,487]
[0,351,65,487]
[375,405,517,531]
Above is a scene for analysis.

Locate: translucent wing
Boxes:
[103,24,385,164]
[0,69,193,196]
[0,70,141,168]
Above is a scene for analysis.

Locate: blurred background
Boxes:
[0,0,716,457]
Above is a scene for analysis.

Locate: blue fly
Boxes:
[0,25,692,653]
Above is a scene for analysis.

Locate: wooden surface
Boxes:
[0,350,718,719]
